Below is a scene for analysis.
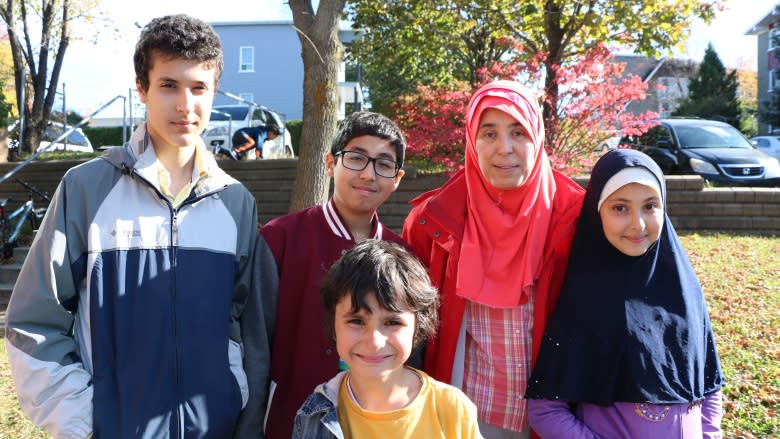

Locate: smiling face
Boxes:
[326,135,405,224]
[599,183,665,256]
[474,108,536,189]
[334,291,416,382]
[137,52,216,153]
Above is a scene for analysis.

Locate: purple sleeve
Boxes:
[701,390,723,439]
[527,399,599,439]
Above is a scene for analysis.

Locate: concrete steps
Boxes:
[0,246,29,337]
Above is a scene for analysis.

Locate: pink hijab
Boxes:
[457,80,557,308]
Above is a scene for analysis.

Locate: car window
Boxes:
[263,110,283,129]
[65,130,90,146]
[210,106,250,121]
[755,138,770,148]
[637,125,671,148]
[252,108,268,124]
[44,124,63,139]
[676,125,752,149]
[41,124,90,146]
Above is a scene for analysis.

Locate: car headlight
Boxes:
[763,157,780,177]
[204,126,229,136]
[689,158,718,174]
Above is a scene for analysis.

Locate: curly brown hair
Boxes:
[134,14,223,92]
[321,240,438,348]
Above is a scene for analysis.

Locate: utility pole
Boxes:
[62,83,67,149]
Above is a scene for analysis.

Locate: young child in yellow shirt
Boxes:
[292,240,482,438]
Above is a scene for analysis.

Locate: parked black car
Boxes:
[619,118,780,186]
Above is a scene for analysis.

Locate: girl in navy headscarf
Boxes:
[526,149,723,438]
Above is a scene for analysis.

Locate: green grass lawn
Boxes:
[0,233,777,437]
[0,344,47,438]
[683,233,780,437]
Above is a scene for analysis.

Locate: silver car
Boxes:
[201,104,293,159]
[9,120,94,153]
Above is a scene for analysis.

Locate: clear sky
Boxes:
[681,0,778,69]
[58,0,778,118]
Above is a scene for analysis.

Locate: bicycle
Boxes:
[0,179,50,259]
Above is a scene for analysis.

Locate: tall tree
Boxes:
[347,1,510,114]
[348,0,721,151]
[393,44,658,173]
[673,43,740,128]
[0,0,104,155]
[288,0,347,211]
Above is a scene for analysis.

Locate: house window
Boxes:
[657,78,669,99]
[239,47,254,72]
[770,69,780,91]
[659,102,672,117]
[770,28,780,51]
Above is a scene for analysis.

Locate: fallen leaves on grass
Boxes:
[682,232,780,438]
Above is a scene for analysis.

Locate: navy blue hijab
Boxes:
[525,149,723,405]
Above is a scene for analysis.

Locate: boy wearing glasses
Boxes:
[257,111,407,438]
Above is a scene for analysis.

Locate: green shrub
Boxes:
[286,119,302,156]
[82,126,129,148]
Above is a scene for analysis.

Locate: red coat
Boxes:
[402,169,584,384]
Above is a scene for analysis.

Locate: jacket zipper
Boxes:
[129,168,227,439]
[170,206,182,439]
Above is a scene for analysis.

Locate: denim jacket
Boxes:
[292,372,346,439]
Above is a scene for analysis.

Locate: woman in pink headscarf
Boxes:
[402,80,585,438]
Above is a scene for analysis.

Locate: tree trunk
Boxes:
[0,126,8,163]
[288,0,346,212]
[0,0,72,156]
[542,0,564,155]
[543,62,559,154]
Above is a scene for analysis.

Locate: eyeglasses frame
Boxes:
[333,150,401,178]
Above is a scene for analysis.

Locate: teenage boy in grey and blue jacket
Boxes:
[4,14,275,438]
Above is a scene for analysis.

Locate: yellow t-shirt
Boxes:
[337,368,481,438]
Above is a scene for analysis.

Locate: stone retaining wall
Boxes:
[0,158,777,235]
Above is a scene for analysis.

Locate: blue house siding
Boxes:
[211,21,358,122]
[212,21,303,120]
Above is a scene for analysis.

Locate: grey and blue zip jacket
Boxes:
[4,125,277,438]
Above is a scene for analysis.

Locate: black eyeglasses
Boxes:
[334,150,400,178]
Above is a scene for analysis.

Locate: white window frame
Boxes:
[659,101,672,117]
[239,46,254,72]
[657,77,669,99]
[770,28,780,51]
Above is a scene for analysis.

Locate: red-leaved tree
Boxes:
[392,83,472,172]
[392,44,658,174]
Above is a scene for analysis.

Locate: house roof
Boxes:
[612,55,698,82]
[613,55,658,80]
[746,3,780,35]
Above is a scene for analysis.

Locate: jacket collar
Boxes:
[409,170,468,239]
[322,199,382,241]
[313,371,346,406]
[102,123,233,196]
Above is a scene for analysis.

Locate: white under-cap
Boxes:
[597,167,663,212]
